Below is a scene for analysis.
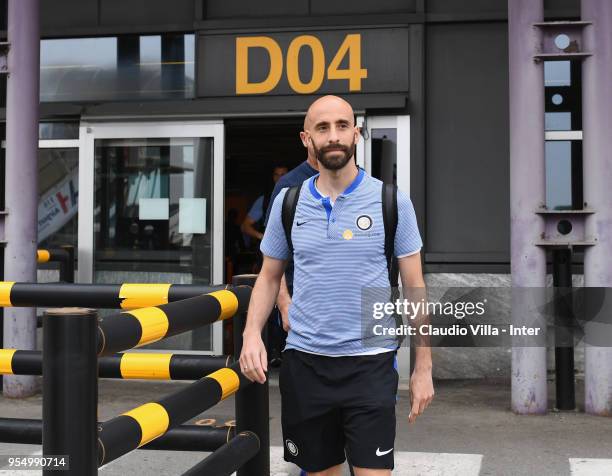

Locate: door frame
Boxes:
[362,114,413,381]
[77,119,225,354]
[363,115,411,193]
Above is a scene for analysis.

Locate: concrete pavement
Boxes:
[0,376,610,475]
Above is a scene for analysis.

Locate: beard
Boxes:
[312,139,356,171]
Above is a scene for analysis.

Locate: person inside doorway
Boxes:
[241,165,288,249]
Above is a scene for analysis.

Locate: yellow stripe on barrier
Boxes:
[0,349,16,374]
[0,282,15,307]
[123,402,169,446]
[120,353,172,380]
[124,307,170,347]
[119,283,172,309]
[37,250,51,263]
[209,367,240,400]
[209,290,239,321]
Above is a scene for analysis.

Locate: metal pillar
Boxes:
[581,0,612,416]
[508,0,548,414]
[232,274,269,476]
[42,308,98,476]
[3,0,40,398]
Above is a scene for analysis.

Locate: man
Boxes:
[241,165,288,244]
[240,95,434,476]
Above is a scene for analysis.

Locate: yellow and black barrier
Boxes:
[97,286,251,355]
[182,431,260,476]
[36,248,68,264]
[36,247,75,282]
[0,417,235,453]
[0,281,226,309]
[97,362,248,466]
[0,349,233,380]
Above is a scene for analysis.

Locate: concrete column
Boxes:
[508,0,548,414]
[3,0,40,397]
[581,0,612,416]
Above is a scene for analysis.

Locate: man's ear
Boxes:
[299,131,309,148]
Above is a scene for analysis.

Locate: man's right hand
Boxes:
[239,331,268,384]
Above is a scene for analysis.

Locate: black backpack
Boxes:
[281,182,404,344]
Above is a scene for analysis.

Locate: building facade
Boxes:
[0,0,584,375]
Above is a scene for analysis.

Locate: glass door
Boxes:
[78,121,225,354]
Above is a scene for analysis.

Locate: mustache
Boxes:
[320,144,350,153]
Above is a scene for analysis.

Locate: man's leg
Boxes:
[307,464,343,476]
[280,350,346,472]
[352,468,391,476]
[342,352,399,474]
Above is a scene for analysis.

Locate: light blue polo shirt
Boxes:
[260,168,423,356]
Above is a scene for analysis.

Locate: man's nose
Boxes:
[328,125,341,143]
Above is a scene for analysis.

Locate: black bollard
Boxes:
[552,249,576,410]
[232,274,269,476]
[42,308,98,475]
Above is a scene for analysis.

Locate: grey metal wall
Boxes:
[422,0,579,273]
[425,22,510,268]
[205,0,416,18]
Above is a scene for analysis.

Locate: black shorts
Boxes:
[279,349,398,472]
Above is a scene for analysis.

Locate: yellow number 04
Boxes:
[236,33,368,94]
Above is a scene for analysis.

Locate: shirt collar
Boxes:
[308,167,365,200]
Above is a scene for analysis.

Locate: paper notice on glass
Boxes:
[139,198,169,220]
[179,198,207,234]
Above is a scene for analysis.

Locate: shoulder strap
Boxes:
[282,183,302,255]
[382,183,399,287]
[382,183,403,347]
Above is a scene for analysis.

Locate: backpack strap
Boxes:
[281,184,302,255]
[382,183,399,287]
[382,183,403,347]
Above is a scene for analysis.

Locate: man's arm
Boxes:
[264,180,293,329]
[240,255,286,384]
[241,215,264,241]
[276,274,291,331]
[398,252,434,423]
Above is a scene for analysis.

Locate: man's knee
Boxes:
[307,464,343,476]
[352,467,392,476]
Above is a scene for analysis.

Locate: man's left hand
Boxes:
[408,368,434,423]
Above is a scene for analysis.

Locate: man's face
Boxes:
[302,98,359,171]
[272,167,288,183]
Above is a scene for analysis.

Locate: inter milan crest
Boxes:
[356,214,373,231]
[286,439,299,456]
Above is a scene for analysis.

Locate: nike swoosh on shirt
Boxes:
[376,447,393,456]
[296,221,308,226]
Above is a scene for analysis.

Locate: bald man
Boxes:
[241,95,434,476]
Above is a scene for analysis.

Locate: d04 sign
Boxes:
[236,34,367,95]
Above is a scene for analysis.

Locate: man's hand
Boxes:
[239,331,268,384]
[278,301,291,332]
[408,367,434,423]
